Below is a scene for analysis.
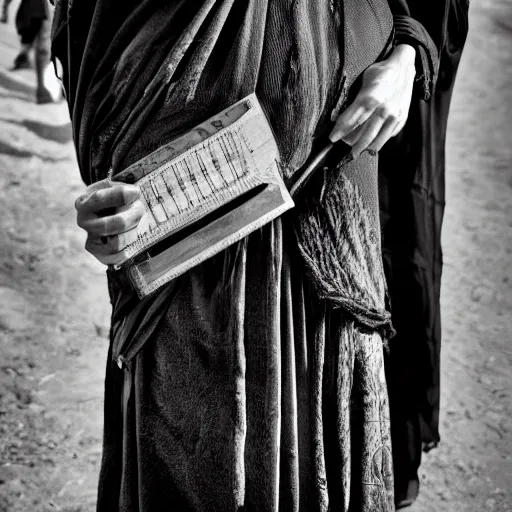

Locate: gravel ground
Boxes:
[0,1,511,510]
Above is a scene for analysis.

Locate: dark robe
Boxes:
[50,1,438,510]
[379,0,470,505]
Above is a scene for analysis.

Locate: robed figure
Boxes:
[49,0,464,510]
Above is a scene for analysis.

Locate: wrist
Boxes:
[387,43,416,80]
[391,44,416,66]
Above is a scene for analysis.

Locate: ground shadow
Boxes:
[0,68,34,99]
[493,16,512,35]
[0,89,32,102]
[0,140,69,162]
[1,118,72,143]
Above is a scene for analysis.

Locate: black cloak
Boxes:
[379,0,470,506]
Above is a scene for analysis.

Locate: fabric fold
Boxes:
[50,1,412,510]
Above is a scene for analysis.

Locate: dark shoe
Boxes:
[11,53,31,71]
[36,86,54,104]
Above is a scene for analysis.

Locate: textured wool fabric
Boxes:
[102,219,395,511]
[50,1,438,510]
[50,0,397,184]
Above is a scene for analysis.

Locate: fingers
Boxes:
[330,50,416,151]
[74,182,146,266]
[390,122,405,138]
[350,112,387,158]
[340,111,399,158]
[85,228,140,266]
[329,95,379,143]
[77,199,145,236]
[368,118,399,153]
[75,184,140,214]
[85,243,130,266]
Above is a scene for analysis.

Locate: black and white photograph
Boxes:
[0,0,510,511]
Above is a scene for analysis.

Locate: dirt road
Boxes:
[408,1,512,510]
[0,1,511,511]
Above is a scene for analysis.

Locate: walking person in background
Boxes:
[8,0,59,104]
[1,0,12,23]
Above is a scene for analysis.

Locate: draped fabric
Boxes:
[50,0,397,185]
[379,0,469,505]
[101,215,395,511]
[50,0,439,510]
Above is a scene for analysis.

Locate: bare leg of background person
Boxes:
[1,0,12,23]
[34,31,52,103]
[34,15,60,104]
[11,17,42,71]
